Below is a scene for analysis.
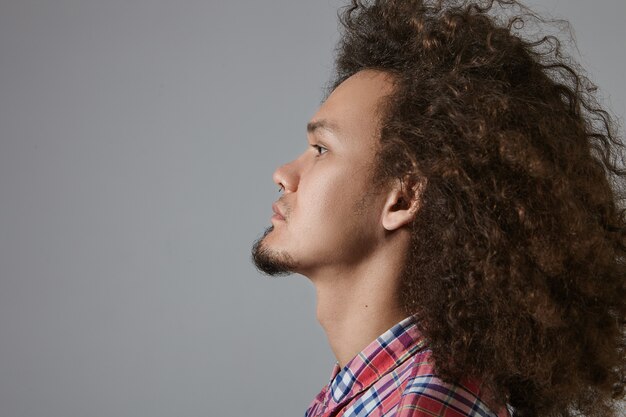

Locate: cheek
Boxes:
[293,167,380,261]
[309,168,356,206]
[299,181,344,221]
[301,173,369,229]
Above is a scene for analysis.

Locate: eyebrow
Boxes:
[306,119,340,136]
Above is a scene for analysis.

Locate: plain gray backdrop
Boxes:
[0,1,624,416]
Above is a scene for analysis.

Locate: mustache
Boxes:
[276,198,290,219]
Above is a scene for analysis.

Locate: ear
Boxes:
[381,176,426,231]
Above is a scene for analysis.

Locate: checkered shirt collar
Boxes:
[325,315,426,406]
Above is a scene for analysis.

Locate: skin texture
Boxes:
[251,70,422,367]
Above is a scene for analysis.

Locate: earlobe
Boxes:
[381,176,426,231]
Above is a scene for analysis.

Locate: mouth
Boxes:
[272,202,285,221]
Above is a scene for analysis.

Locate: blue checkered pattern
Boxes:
[332,368,358,403]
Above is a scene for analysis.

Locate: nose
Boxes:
[273,159,299,193]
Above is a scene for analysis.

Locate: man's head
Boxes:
[252,70,422,277]
[254,1,626,416]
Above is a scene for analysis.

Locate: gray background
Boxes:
[0,1,624,416]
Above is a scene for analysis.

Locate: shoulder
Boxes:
[395,350,501,417]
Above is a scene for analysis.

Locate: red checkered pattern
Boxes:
[304,316,511,417]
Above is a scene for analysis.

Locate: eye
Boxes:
[310,144,328,157]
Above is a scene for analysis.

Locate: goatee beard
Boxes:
[250,225,297,276]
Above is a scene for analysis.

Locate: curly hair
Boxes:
[327,1,626,416]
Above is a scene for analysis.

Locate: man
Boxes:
[251,1,626,416]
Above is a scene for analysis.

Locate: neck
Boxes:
[306,237,410,368]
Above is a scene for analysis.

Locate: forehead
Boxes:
[310,70,395,145]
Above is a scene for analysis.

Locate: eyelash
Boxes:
[311,144,328,157]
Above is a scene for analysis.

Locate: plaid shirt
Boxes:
[304,315,510,417]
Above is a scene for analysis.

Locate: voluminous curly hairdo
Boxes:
[328,1,626,416]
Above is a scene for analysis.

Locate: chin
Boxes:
[251,226,298,276]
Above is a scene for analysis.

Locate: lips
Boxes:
[272,202,285,220]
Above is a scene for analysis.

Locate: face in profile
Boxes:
[251,70,395,279]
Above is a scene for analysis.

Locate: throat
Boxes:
[314,275,406,368]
